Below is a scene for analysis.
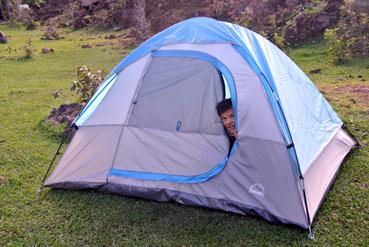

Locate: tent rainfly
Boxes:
[44,17,357,235]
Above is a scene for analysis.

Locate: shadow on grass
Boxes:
[37,187,310,245]
[35,119,72,145]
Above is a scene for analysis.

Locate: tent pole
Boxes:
[36,134,69,192]
[260,72,314,237]
[342,124,363,148]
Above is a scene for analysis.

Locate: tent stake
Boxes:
[36,134,69,192]
[308,225,315,239]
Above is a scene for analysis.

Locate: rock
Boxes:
[50,48,55,52]
[18,4,30,10]
[108,3,115,9]
[0,31,7,43]
[44,103,85,137]
[103,23,114,30]
[58,23,67,28]
[73,16,87,29]
[108,34,116,39]
[310,68,321,74]
[81,44,92,48]
[114,27,122,32]
[81,0,100,7]
[26,22,37,30]
[42,48,51,53]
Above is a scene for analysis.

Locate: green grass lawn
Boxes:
[0,24,368,246]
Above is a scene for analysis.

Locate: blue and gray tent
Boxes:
[45,17,355,232]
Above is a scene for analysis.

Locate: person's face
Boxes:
[220,108,237,137]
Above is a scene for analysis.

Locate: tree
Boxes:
[133,0,146,35]
[5,0,9,13]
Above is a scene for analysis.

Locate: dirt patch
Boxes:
[319,84,369,107]
[45,103,85,137]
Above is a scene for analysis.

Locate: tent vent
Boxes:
[249,183,265,197]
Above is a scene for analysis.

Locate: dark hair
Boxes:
[216,98,233,117]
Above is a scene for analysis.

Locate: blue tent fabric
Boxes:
[76,17,342,174]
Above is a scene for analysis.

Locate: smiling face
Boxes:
[220,108,237,138]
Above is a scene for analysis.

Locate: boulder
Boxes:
[81,44,92,48]
[42,48,52,53]
[58,23,67,28]
[0,31,7,43]
[26,22,37,30]
[73,16,87,29]
[81,0,100,7]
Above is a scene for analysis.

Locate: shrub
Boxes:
[4,38,35,59]
[87,9,114,28]
[42,19,63,40]
[324,0,369,64]
[70,66,107,103]
[7,8,33,28]
[19,38,35,58]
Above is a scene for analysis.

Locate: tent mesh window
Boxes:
[128,56,225,135]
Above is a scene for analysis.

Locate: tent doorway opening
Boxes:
[109,55,234,183]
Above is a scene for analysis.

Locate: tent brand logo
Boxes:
[249,183,265,197]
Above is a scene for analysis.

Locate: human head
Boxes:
[216,98,233,117]
[216,99,237,138]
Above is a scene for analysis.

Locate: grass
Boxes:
[0,24,368,246]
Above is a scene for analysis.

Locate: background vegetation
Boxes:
[1,3,369,246]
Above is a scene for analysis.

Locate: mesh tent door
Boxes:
[109,56,230,182]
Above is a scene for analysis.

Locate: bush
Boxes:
[7,8,33,28]
[19,38,35,58]
[42,19,63,40]
[52,66,107,102]
[324,0,369,64]
[4,38,35,59]
[87,9,113,28]
[235,0,328,51]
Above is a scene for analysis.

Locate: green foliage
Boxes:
[7,8,33,28]
[87,9,114,28]
[3,38,35,59]
[70,65,107,103]
[21,0,43,5]
[234,9,254,29]
[236,0,327,51]
[42,19,63,40]
[324,0,369,64]
[18,38,35,58]
[62,0,80,20]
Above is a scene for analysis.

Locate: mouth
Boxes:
[228,125,236,132]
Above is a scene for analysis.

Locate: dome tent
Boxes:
[44,17,355,233]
